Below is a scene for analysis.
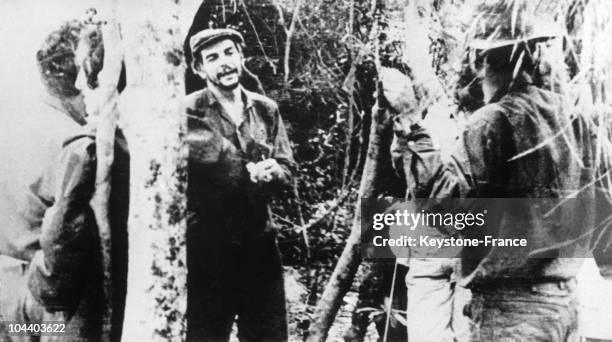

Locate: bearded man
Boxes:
[183,28,295,342]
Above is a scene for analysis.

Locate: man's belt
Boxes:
[470,277,578,294]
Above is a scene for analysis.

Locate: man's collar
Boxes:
[201,85,255,109]
[487,72,534,104]
[40,91,88,126]
[200,87,218,107]
[243,88,255,109]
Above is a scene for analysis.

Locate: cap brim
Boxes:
[469,35,559,51]
[193,35,242,53]
[190,29,245,62]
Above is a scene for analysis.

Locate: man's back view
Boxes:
[0,19,130,341]
[381,1,612,340]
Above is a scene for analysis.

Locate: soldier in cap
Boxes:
[183,28,295,341]
[183,4,265,95]
[381,1,612,341]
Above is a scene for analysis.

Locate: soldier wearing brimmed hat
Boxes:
[463,0,565,102]
[182,28,295,341]
[381,1,612,341]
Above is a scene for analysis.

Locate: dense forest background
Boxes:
[2,0,612,340]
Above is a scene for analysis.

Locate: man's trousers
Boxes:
[405,258,471,342]
[465,279,579,342]
[186,230,288,342]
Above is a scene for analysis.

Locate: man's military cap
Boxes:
[190,28,245,61]
[467,1,563,51]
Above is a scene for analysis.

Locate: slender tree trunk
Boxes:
[90,3,124,339]
[307,2,451,338]
[90,89,118,342]
[342,262,382,342]
[307,105,392,342]
[399,1,448,105]
[116,1,197,340]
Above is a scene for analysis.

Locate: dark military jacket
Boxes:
[183,87,295,245]
[393,83,612,287]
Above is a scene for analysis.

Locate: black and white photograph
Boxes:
[0,0,611,341]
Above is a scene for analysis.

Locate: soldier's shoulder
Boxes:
[60,134,97,166]
[245,90,279,111]
[182,89,207,110]
[469,103,508,127]
[464,103,513,138]
[62,134,95,150]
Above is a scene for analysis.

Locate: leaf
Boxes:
[392,310,408,327]
[511,0,519,37]
[512,50,525,80]
[356,307,383,314]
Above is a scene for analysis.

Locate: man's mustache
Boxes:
[218,67,239,78]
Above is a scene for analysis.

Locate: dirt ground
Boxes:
[227,267,380,342]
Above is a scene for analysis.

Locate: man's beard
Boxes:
[208,67,240,91]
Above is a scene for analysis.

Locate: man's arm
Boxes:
[382,67,471,199]
[3,177,53,261]
[1,143,59,261]
[248,105,296,189]
[382,68,512,200]
[392,122,473,199]
[27,137,98,312]
[269,108,296,187]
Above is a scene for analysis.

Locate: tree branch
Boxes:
[283,0,303,87]
[89,2,123,340]
[307,105,391,342]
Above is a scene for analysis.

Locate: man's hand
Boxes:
[247,159,284,183]
[379,67,417,115]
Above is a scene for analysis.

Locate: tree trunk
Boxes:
[398,0,450,106]
[307,2,452,338]
[89,3,124,340]
[342,262,383,342]
[307,105,392,342]
[116,1,197,340]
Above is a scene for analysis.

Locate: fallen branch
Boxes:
[306,103,391,342]
[298,189,354,234]
[271,188,354,234]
